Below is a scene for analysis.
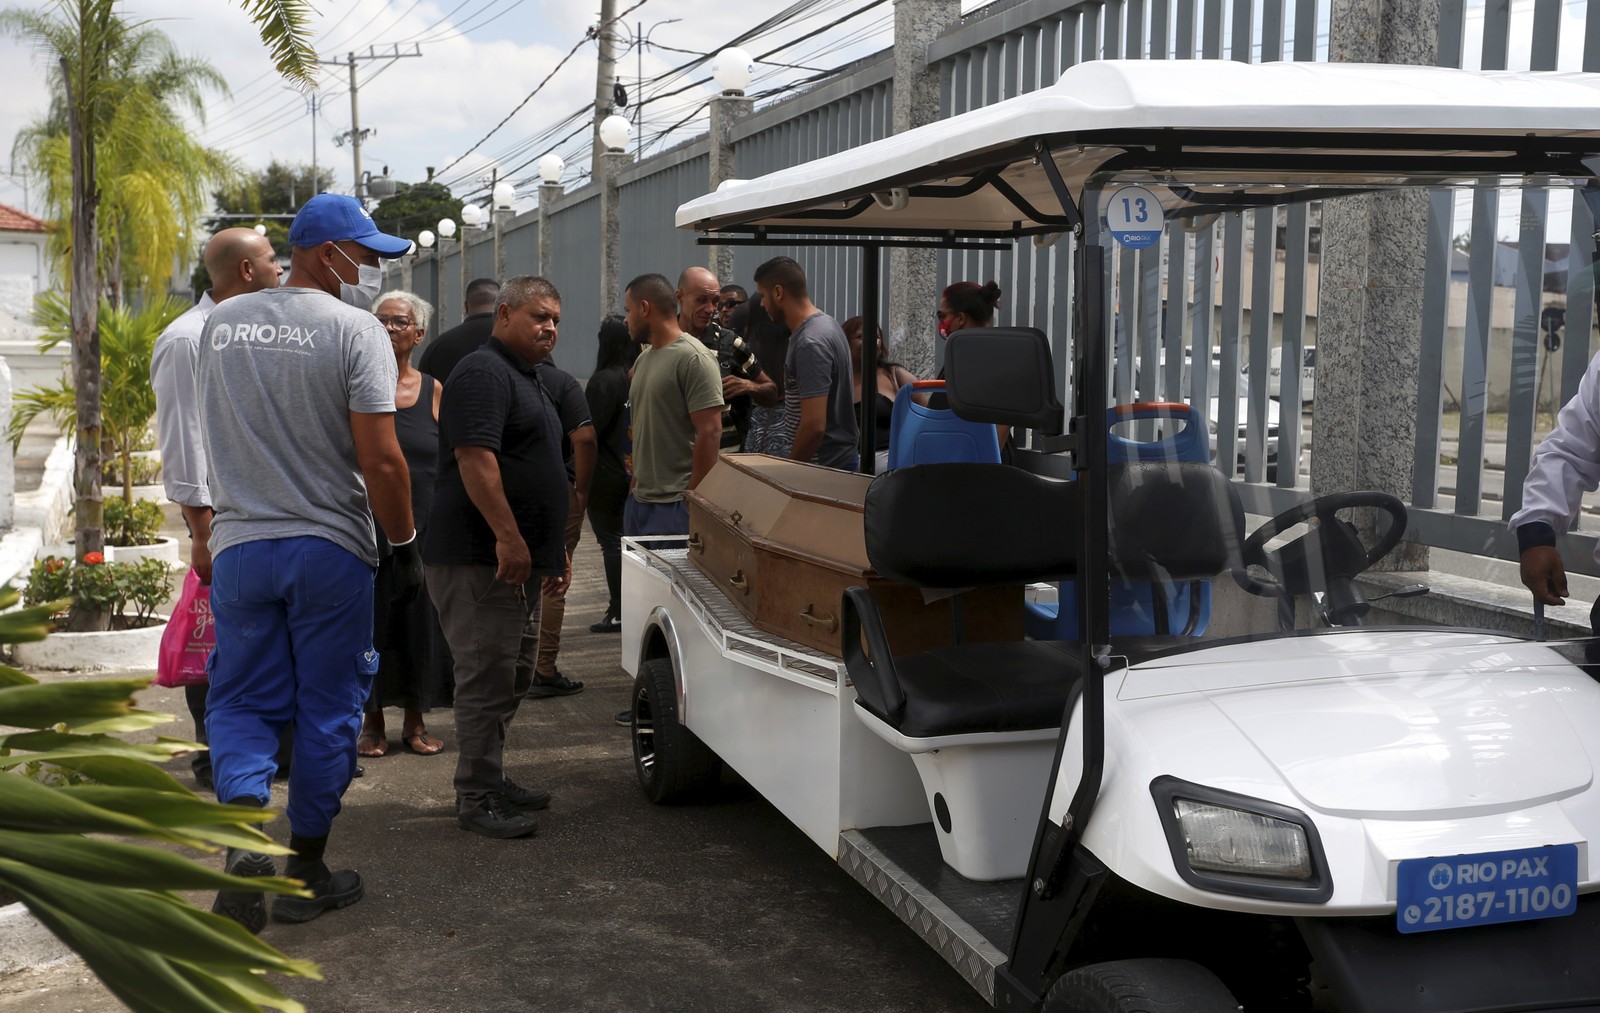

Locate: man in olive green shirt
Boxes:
[623,273,723,538]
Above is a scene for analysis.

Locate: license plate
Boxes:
[1396,844,1579,934]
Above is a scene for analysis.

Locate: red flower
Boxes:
[45,559,65,573]
[82,552,104,565]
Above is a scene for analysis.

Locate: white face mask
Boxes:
[332,244,382,310]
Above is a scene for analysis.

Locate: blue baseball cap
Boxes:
[289,193,413,257]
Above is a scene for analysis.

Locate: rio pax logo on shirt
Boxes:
[209,322,318,351]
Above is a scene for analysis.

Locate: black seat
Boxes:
[843,460,1240,739]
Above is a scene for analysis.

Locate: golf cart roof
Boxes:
[676,60,1600,239]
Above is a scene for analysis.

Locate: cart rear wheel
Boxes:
[1043,959,1239,1013]
[632,657,721,804]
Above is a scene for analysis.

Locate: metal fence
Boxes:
[395,0,1600,573]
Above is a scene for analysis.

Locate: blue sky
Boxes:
[0,0,989,217]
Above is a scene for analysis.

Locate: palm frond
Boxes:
[234,0,318,86]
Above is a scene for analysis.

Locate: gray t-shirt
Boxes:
[198,287,398,566]
[779,311,859,469]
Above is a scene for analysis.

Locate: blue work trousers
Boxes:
[206,536,378,838]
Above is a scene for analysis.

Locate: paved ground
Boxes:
[0,523,989,1013]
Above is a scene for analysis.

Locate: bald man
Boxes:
[151,227,282,793]
[675,265,777,448]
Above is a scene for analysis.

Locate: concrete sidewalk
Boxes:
[0,524,988,1013]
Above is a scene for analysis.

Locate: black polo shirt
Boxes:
[423,338,568,573]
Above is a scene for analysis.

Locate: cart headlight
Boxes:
[1151,776,1332,903]
[1174,799,1312,879]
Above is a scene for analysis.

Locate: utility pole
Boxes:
[593,0,620,169]
[318,45,422,199]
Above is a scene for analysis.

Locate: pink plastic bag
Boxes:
[155,569,214,688]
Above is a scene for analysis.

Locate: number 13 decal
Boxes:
[1121,196,1150,223]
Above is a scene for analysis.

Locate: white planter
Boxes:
[0,902,76,977]
[12,614,169,672]
[107,536,180,566]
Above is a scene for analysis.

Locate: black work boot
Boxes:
[271,833,364,924]
[211,798,273,934]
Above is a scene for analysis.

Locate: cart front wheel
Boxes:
[632,656,721,804]
[1042,959,1239,1013]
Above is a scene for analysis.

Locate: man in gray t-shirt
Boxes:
[198,193,421,935]
[754,256,859,469]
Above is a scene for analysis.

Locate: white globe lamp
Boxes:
[417,229,435,249]
[492,180,517,209]
[253,223,267,235]
[599,114,631,153]
[713,48,754,95]
[460,202,486,227]
[437,217,457,239]
[537,153,564,185]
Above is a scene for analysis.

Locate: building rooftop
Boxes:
[0,203,47,233]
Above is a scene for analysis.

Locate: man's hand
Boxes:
[722,374,753,399]
[496,535,533,585]
[391,534,425,602]
[541,550,572,598]
[190,540,213,584]
[1520,545,1569,605]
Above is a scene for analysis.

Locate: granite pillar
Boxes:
[886,0,960,378]
[538,182,562,279]
[1312,0,1440,570]
[709,93,754,287]
[599,150,632,320]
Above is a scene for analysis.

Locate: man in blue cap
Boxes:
[198,193,424,932]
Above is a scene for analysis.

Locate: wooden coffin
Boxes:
[684,454,1022,658]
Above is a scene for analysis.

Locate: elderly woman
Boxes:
[358,290,453,757]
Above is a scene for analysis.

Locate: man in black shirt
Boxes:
[521,354,595,698]
[418,277,499,382]
[677,266,778,448]
[424,275,570,840]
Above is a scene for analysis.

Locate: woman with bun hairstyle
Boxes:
[933,279,1012,453]
[937,279,1003,337]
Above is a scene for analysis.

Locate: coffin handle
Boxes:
[728,570,750,594]
[799,605,838,634]
[688,532,704,553]
[729,510,743,525]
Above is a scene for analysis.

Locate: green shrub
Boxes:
[102,454,161,488]
[104,497,163,547]
[23,555,173,630]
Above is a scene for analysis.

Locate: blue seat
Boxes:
[1025,402,1214,640]
[885,381,1001,470]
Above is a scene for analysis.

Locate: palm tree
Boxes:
[1,0,314,574]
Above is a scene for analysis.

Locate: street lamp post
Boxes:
[417,228,437,334]
[437,216,459,326]
[598,115,632,318]
[536,154,564,279]
[459,203,485,326]
[492,177,516,282]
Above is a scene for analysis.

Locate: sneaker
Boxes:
[524,671,584,698]
[589,610,622,634]
[272,868,364,924]
[211,849,276,934]
[497,777,552,812]
[614,709,632,727]
[457,795,539,839]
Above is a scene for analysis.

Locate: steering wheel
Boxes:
[1237,491,1407,601]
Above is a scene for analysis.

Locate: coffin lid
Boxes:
[688,454,874,573]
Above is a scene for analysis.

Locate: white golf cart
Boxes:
[621,59,1600,1011]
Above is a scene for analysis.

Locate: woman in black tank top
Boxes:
[360,292,453,758]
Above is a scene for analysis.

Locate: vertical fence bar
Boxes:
[1292,0,1317,60]
[1081,3,1102,64]
[1163,230,1189,400]
[1455,188,1500,514]
[1231,0,1255,61]
[1174,0,1196,58]
[1412,189,1455,509]
[1277,204,1310,487]
[1200,0,1224,59]
[1502,187,1550,520]
[1437,0,1466,67]
[1126,0,1146,58]
[1481,0,1511,70]
[1150,0,1171,58]
[1245,207,1277,480]
[1261,0,1286,61]
[1216,213,1245,471]
[1103,0,1125,59]
[1116,243,1138,402]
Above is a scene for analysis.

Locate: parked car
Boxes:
[1250,346,1317,402]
